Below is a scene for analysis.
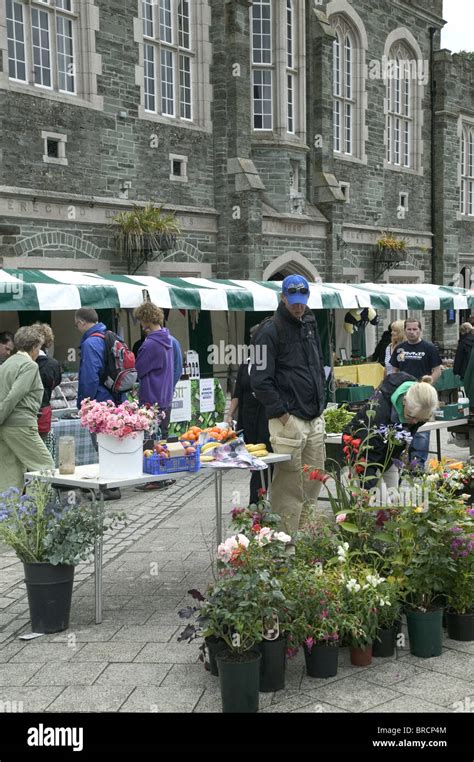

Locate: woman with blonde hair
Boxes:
[0,326,54,492]
[343,371,438,496]
[384,319,405,377]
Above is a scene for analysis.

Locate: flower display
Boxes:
[0,480,125,565]
[79,398,159,439]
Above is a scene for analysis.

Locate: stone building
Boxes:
[0,0,473,351]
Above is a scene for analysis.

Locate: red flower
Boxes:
[309,469,328,483]
[251,523,262,533]
[257,488,267,498]
[376,510,389,526]
[303,464,310,473]
[342,434,353,444]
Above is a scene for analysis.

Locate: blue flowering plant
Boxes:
[0,480,125,566]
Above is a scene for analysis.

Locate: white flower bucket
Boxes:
[97,432,144,480]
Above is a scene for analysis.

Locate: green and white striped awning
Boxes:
[0,269,473,312]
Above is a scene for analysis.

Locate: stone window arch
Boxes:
[327,0,368,164]
[383,28,425,175]
[263,252,321,282]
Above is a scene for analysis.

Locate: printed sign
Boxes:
[199,378,215,413]
[170,380,192,423]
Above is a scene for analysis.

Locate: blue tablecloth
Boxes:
[52,418,98,467]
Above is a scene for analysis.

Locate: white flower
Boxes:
[337,544,348,557]
[343,542,349,551]
[273,531,292,544]
[346,579,361,592]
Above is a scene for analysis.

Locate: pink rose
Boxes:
[336,513,347,524]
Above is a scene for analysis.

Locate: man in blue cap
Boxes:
[250,275,327,537]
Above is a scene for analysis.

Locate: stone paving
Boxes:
[1,430,474,714]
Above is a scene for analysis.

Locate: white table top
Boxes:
[24,465,192,490]
[24,454,292,489]
[325,417,468,444]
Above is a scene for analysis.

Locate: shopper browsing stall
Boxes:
[250,275,327,535]
[343,372,439,499]
[0,326,54,493]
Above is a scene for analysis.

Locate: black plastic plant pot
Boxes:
[373,625,397,658]
[205,636,227,676]
[446,610,474,642]
[406,608,443,658]
[216,649,261,713]
[303,641,339,678]
[259,636,287,692]
[23,562,74,634]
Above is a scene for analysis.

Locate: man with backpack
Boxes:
[250,275,328,539]
[75,308,136,500]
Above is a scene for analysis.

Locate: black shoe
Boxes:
[134,479,176,492]
[100,487,122,501]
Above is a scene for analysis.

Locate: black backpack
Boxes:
[90,330,138,394]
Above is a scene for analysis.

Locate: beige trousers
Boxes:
[0,425,54,493]
[268,414,327,535]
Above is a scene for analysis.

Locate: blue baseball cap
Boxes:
[282,274,310,305]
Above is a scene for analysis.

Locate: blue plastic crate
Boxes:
[143,448,201,475]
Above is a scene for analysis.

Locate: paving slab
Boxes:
[47,685,133,712]
[119,686,204,713]
[27,662,108,686]
[96,663,171,686]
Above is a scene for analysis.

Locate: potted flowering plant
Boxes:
[79,399,159,479]
[282,565,353,678]
[340,563,388,666]
[372,576,403,657]
[445,527,474,641]
[217,527,293,693]
[0,480,124,632]
[383,471,474,657]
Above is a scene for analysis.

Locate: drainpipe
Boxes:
[429,27,437,342]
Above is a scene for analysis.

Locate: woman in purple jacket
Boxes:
[134,301,175,492]
[134,302,174,420]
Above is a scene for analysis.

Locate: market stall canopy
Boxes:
[1,269,474,312]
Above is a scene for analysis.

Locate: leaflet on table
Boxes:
[209,438,268,470]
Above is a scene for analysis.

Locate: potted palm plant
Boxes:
[0,480,124,632]
[113,204,181,274]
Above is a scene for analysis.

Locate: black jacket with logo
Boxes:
[249,302,326,420]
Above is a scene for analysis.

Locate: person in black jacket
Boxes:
[226,326,272,505]
[250,275,327,536]
[453,323,474,380]
[34,323,62,458]
[343,372,438,498]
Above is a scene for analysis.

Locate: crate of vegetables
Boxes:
[143,441,201,474]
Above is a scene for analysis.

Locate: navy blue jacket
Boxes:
[77,323,125,408]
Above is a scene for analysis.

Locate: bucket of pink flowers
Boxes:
[79,399,158,479]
